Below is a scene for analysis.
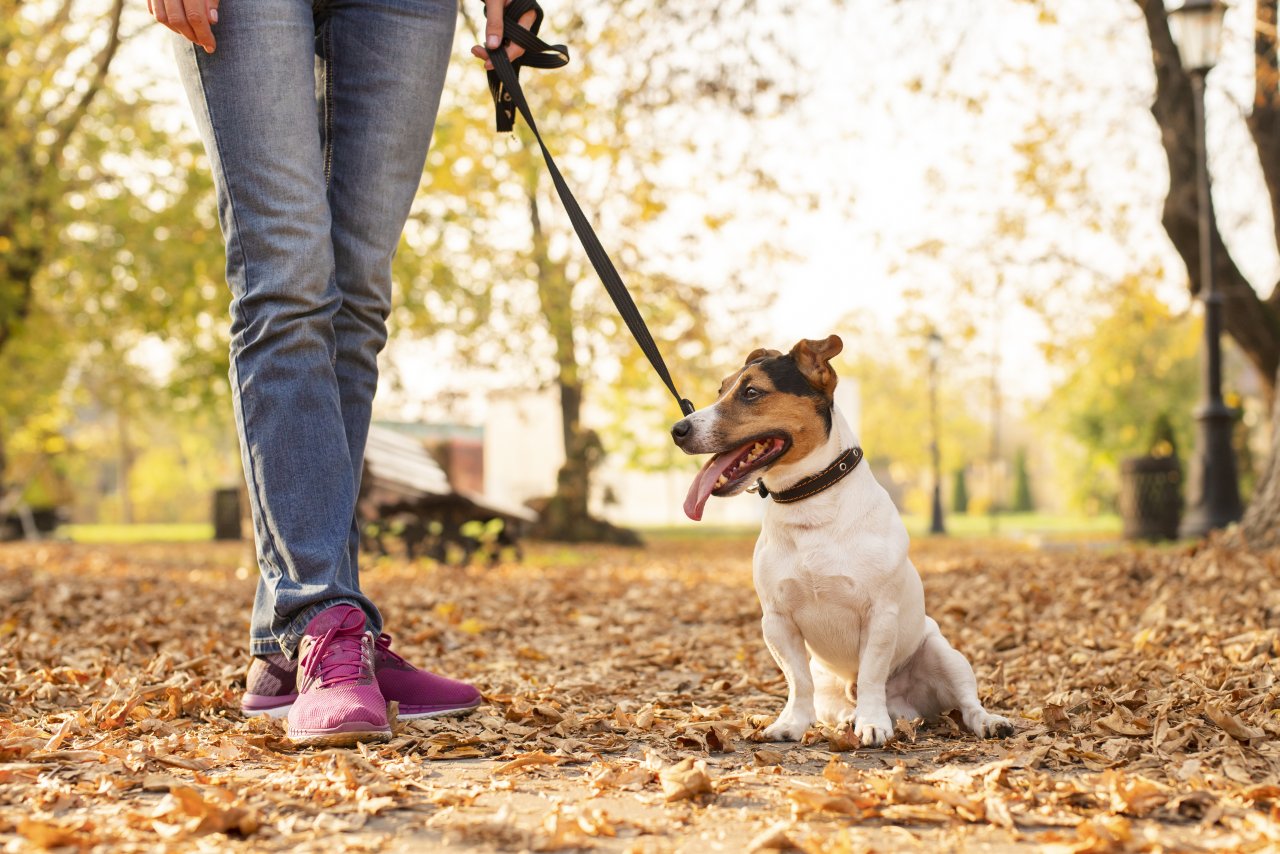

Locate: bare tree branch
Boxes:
[49,0,125,162]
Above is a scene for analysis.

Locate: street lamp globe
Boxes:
[927,330,944,365]
[1167,0,1227,74]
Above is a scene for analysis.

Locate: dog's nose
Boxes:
[671,419,692,443]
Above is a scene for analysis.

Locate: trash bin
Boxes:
[1119,456,1182,541]
[213,488,243,541]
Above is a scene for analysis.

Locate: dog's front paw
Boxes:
[968,711,1015,738]
[761,714,814,742]
[853,714,894,747]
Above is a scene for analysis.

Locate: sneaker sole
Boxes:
[249,700,480,721]
[241,702,294,719]
[288,726,392,748]
[397,700,483,721]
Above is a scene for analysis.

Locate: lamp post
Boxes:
[1168,0,1243,538]
[927,331,946,535]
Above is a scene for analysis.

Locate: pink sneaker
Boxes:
[287,605,391,747]
[375,634,482,720]
[241,653,297,718]
[241,631,482,722]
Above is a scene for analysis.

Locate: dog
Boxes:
[671,334,1013,746]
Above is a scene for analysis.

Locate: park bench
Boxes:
[357,425,536,565]
[0,505,65,541]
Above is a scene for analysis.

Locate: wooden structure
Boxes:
[359,425,536,564]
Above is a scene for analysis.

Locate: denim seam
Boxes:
[277,597,368,659]
[322,22,334,186]
[321,22,341,372]
[188,43,291,592]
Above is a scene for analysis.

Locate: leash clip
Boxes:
[747,479,770,499]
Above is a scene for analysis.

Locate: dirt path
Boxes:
[2,536,1279,851]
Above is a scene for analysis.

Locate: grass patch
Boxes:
[900,512,1122,539]
[638,525,759,542]
[56,514,1120,548]
[640,513,1121,544]
[61,523,216,544]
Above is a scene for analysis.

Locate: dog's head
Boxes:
[671,334,843,520]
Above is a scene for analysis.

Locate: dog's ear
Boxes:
[789,335,843,395]
[744,348,781,366]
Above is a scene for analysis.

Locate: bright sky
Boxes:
[121,0,1280,421]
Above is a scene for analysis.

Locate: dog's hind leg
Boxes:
[913,623,1014,738]
[760,611,817,741]
[811,658,853,724]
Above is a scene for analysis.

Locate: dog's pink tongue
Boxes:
[684,451,741,522]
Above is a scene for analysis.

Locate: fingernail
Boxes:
[210,8,217,22]
[487,35,500,48]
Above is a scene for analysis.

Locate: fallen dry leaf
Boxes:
[1,535,1279,850]
[659,757,714,802]
[494,750,563,775]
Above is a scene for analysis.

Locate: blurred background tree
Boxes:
[1133,0,1280,546]
[391,0,806,540]
[1042,279,1199,512]
[0,0,230,518]
[0,0,125,507]
[2,0,1276,546]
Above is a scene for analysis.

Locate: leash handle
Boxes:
[483,0,567,132]
[485,2,696,418]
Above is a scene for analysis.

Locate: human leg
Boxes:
[317,0,456,568]
[230,0,480,722]
[172,0,381,659]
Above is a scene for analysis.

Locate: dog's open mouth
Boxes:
[683,435,788,521]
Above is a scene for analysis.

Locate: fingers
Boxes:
[471,44,495,71]
[473,2,538,68]
[185,0,216,53]
[507,8,535,62]
[153,0,216,53]
[161,0,198,45]
[484,0,505,50]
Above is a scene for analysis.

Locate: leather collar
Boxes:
[751,447,864,504]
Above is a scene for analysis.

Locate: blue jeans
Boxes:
[173,0,456,658]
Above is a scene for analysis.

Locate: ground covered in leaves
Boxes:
[2,533,1280,852]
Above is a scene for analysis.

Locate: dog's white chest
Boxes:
[754,534,873,674]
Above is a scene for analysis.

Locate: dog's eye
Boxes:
[743,386,762,401]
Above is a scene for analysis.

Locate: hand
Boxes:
[470,0,537,71]
[149,0,219,54]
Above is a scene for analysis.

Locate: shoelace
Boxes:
[299,612,368,689]
[374,633,411,668]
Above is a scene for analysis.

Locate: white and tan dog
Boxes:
[671,335,1013,746]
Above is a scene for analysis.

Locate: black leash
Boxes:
[484,0,696,418]
[749,446,864,503]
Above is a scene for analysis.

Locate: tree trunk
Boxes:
[0,241,39,362]
[1240,0,1280,549]
[117,405,135,525]
[1249,1,1280,260]
[524,182,638,544]
[0,421,10,518]
[1242,368,1280,548]
[1137,0,1280,547]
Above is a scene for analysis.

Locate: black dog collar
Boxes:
[751,447,864,504]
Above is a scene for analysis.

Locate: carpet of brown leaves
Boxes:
[2,533,1279,852]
